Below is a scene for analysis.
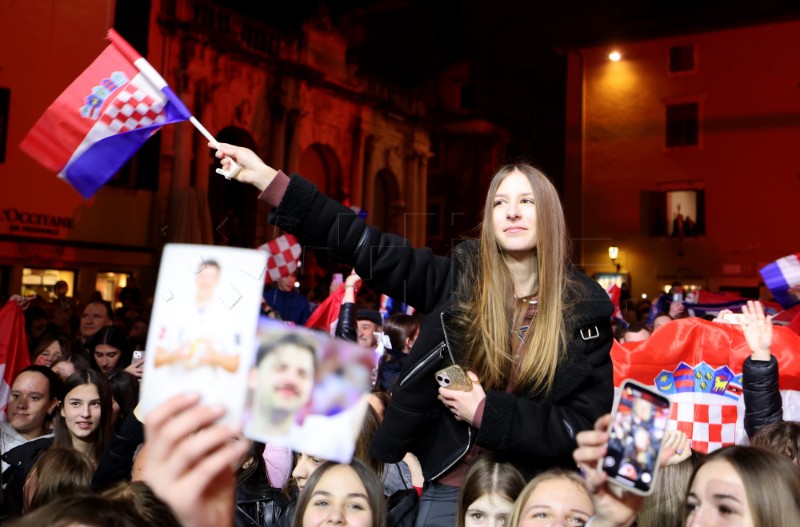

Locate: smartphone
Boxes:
[332,273,344,287]
[601,379,671,496]
[133,350,145,361]
[435,365,473,391]
[672,293,683,303]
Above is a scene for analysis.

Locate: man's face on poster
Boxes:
[258,345,315,415]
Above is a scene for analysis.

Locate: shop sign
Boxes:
[0,208,74,237]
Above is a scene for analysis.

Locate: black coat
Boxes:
[265,174,614,481]
[742,356,783,439]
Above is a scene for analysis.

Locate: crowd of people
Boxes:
[0,143,797,527]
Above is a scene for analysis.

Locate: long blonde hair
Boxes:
[457,164,573,395]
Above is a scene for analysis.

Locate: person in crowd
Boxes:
[102,480,183,527]
[6,494,149,527]
[291,459,386,527]
[88,326,138,377]
[574,415,800,527]
[50,353,91,382]
[508,468,594,527]
[118,276,143,310]
[236,441,289,527]
[75,301,114,354]
[2,369,114,515]
[31,333,71,366]
[128,316,149,350]
[265,272,312,326]
[376,314,420,392]
[619,321,650,343]
[738,300,782,439]
[457,454,525,527]
[636,449,703,527]
[751,419,800,465]
[334,271,382,350]
[23,306,49,352]
[211,145,614,527]
[1,366,62,462]
[22,447,94,512]
[651,312,673,332]
[106,370,140,428]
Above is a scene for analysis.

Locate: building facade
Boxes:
[565,19,800,299]
[0,0,430,305]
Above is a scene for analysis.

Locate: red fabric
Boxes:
[305,284,347,333]
[790,309,800,336]
[258,234,302,283]
[612,317,800,390]
[696,290,743,304]
[611,318,800,453]
[0,302,32,419]
[606,283,623,320]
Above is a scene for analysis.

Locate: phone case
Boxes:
[602,378,672,496]
[435,365,473,391]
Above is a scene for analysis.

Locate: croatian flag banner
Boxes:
[20,30,192,199]
[760,253,800,309]
[612,317,800,453]
[257,234,303,283]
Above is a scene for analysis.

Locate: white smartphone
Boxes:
[602,379,672,496]
[133,350,145,361]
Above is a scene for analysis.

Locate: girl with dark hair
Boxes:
[53,369,114,468]
[213,146,614,526]
[31,333,71,367]
[106,371,140,428]
[376,314,420,392]
[291,458,386,527]
[22,447,94,512]
[51,353,91,382]
[88,327,135,376]
[2,369,114,516]
[236,441,289,527]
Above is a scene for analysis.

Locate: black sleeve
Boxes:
[335,303,357,343]
[92,412,145,489]
[742,355,783,439]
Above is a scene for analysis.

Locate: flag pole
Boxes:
[107,29,241,179]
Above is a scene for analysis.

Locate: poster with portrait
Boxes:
[138,244,267,425]
[243,318,374,463]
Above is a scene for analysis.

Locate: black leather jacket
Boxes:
[235,484,288,527]
[742,355,783,439]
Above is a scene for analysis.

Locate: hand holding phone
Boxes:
[435,365,473,391]
[601,379,671,496]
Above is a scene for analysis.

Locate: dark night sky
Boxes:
[220,0,800,178]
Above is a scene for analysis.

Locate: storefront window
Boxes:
[96,271,130,308]
[21,268,77,300]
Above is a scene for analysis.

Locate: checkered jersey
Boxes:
[258,234,302,283]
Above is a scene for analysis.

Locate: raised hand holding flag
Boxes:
[20,29,237,199]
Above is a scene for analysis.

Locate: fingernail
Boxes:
[677,449,683,455]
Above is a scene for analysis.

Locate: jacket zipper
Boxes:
[430,311,472,481]
[398,342,446,387]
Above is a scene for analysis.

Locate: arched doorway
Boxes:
[208,127,259,247]
[298,144,344,200]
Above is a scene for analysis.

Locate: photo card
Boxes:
[138,243,267,426]
[244,318,374,463]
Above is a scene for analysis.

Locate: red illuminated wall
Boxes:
[567,19,800,298]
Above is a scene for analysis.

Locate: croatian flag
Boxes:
[20,29,192,198]
[760,253,800,309]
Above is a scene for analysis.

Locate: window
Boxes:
[21,268,77,300]
[665,102,699,147]
[669,45,695,72]
[0,88,9,163]
[641,190,705,237]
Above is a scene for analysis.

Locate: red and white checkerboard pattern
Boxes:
[667,393,739,453]
[258,234,302,283]
[99,82,166,133]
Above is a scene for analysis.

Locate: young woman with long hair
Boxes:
[53,369,114,468]
[457,454,525,527]
[212,146,614,527]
